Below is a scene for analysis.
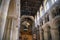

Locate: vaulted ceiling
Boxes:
[21,0,44,17]
[20,0,44,33]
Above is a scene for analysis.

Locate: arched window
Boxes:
[40,20,43,26]
[56,8,60,16]
[54,7,60,17]
[51,7,60,18]
[45,14,49,23]
[47,14,49,21]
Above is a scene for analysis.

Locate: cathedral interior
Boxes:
[0,0,60,40]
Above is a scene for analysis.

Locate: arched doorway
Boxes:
[19,16,34,40]
[53,19,60,40]
[43,23,52,40]
[51,16,60,40]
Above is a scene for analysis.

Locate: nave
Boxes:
[0,0,60,40]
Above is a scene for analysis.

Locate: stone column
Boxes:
[49,11,53,21]
[10,0,20,40]
[51,28,59,40]
[44,27,51,40]
[40,27,44,40]
[32,21,35,40]
[11,0,20,40]
[44,29,48,40]
[10,18,20,40]
[43,17,46,24]
[36,25,40,40]
[10,18,14,40]
[2,18,13,40]
[6,18,12,40]
[0,0,10,40]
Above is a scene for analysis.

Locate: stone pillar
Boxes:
[32,21,35,40]
[44,28,48,40]
[10,18,20,40]
[10,0,20,40]
[10,18,14,40]
[36,25,40,40]
[0,0,10,40]
[43,26,51,40]
[40,27,44,40]
[6,18,12,40]
[49,11,53,21]
[11,0,20,40]
[2,18,13,40]
[43,17,46,24]
[51,28,59,40]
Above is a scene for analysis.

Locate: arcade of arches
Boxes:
[0,0,60,40]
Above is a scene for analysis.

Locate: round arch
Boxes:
[20,16,35,40]
[21,15,34,22]
[52,16,60,28]
[51,16,60,40]
[42,22,52,40]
